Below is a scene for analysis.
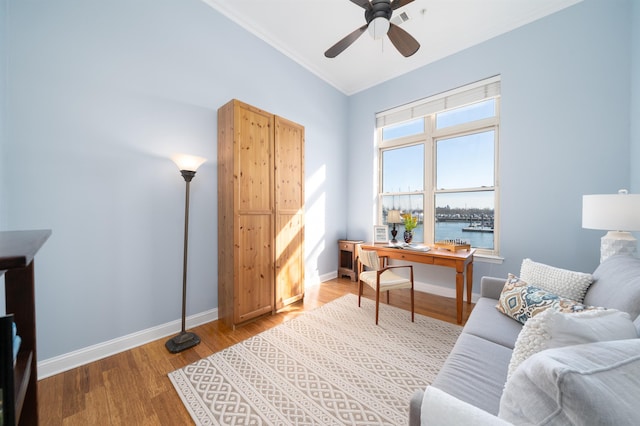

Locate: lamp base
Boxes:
[165,331,201,353]
[600,231,638,263]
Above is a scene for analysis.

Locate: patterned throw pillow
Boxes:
[496,274,591,325]
[520,258,593,302]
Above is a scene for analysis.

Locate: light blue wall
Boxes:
[4,0,348,360]
[347,0,633,286]
[0,0,6,229]
[3,0,637,363]
[632,0,640,195]
[0,0,6,313]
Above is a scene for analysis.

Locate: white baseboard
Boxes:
[38,273,339,380]
[38,308,218,380]
[38,272,475,380]
[414,280,480,303]
[317,270,338,284]
[326,269,479,303]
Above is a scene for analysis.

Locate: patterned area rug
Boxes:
[169,293,461,425]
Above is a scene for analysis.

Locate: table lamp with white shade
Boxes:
[387,210,403,243]
[582,189,640,263]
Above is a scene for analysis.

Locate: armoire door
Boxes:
[235,103,275,323]
[274,116,305,310]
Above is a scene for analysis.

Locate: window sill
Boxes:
[474,253,504,264]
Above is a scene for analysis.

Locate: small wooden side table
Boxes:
[338,240,363,281]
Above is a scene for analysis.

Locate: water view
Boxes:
[391,221,494,250]
[435,221,494,249]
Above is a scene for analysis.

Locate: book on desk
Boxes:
[383,242,431,252]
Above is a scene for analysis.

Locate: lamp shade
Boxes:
[368,17,390,40]
[172,154,207,172]
[582,190,640,231]
[387,210,403,224]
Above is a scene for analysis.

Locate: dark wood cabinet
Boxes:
[1,229,51,426]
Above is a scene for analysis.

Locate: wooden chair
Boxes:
[357,246,414,325]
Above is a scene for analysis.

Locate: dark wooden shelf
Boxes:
[0,230,51,271]
[14,350,33,420]
[1,229,51,426]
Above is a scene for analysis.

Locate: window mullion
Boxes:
[425,115,435,244]
[431,119,498,139]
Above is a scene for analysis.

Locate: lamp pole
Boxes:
[166,155,206,353]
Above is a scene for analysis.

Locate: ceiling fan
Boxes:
[324,0,420,58]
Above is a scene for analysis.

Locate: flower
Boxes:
[402,213,418,232]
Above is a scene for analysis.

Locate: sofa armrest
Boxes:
[421,386,512,426]
[409,389,424,426]
[481,276,506,299]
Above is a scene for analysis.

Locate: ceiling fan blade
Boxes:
[324,24,368,58]
[388,23,420,57]
[391,0,414,10]
[350,0,372,10]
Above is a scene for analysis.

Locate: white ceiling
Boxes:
[203,0,582,95]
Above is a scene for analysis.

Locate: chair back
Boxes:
[358,246,381,271]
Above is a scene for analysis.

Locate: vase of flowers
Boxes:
[402,213,418,244]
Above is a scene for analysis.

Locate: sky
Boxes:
[381,99,496,210]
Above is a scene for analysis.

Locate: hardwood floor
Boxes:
[38,278,474,425]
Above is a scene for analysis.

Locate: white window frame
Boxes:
[376,77,501,256]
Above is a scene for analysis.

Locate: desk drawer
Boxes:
[433,257,458,268]
[393,252,434,264]
[340,242,355,252]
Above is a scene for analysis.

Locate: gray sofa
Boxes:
[410,255,640,425]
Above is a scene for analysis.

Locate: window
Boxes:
[382,118,424,141]
[377,77,500,255]
[381,144,425,242]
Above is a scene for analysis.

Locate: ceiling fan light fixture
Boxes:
[324,0,418,58]
[368,17,390,39]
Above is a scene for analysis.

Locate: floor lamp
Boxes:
[166,153,207,353]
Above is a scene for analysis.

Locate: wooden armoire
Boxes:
[217,99,305,328]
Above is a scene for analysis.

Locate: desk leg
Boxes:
[455,266,464,324]
[466,260,473,304]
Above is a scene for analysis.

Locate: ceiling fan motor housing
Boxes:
[365,0,393,24]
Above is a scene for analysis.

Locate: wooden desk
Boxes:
[360,244,475,324]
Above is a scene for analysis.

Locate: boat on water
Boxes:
[462,221,494,233]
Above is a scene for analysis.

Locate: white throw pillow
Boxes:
[499,339,640,425]
[520,258,593,302]
[507,308,637,380]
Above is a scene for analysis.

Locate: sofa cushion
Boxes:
[520,258,593,302]
[507,308,637,380]
[499,339,640,426]
[463,297,522,349]
[432,333,512,416]
[496,274,592,325]
[584,255,640,320]
[421,386,513,426]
